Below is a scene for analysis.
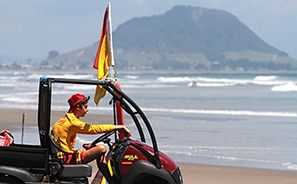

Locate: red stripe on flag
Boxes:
[93,7,108,69]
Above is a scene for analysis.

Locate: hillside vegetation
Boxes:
[43,6,297,72]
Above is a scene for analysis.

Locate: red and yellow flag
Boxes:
[93,3,114,105]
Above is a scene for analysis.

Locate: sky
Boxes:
[1,0,297,63]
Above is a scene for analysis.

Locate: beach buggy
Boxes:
[0,77,183,184]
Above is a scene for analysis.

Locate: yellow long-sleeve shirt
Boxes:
[51,112,114,153]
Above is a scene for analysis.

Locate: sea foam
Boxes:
[271,82,297,92]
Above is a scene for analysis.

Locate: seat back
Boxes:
[48,134,68,165]
[48,134,92,180]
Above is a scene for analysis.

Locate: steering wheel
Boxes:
[91,130,117,147]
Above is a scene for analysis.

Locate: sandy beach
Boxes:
[1,109,297,184]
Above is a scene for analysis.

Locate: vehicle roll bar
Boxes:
[38,77,161,169]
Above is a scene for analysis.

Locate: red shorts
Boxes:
[63,149,85,164]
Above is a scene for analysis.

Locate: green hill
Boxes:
[114,6,286,55]
[42,5,297,72]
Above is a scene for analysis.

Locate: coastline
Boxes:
[1,108,297,183]
[2,68,297,75]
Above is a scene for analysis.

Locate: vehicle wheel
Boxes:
[0,174,24,184]
[134,175,169,184]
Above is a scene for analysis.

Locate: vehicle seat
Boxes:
[48,135,92,179]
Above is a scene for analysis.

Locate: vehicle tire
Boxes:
[133,175,169,184]
[0,174,25,184]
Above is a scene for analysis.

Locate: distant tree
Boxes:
[12,61,21,69]
[115,59,129,70]
[47,50,59,60]
[194,63,208,70]
[152,55,190,70]
[204,50,225,62]
[41,61,49,66]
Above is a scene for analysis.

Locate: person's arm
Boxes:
[82,125,131,150]
[114,125,131,137]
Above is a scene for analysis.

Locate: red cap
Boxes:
[68,94,87,113]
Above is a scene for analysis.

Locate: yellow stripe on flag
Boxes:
[93,4,113,106]
[94,34,111,105]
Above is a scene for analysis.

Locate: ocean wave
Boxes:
[283,162,297,170]
[3,102,296,118]
[27,74,43,80]
[13,72,27,75]
[121,84,175,89]
[2,97,36,103]
[159,76,246,87]
[158,76,288,87]
[197,77,247,84]
[254,75,277,81]
[162,149,283,164]
[271,82,297,92]
[142,108,297,117]
[0,91,38,104]
[0,76,25,84]
[252,80,285,86]
[26,73,95,81]
[63,85,96,91]
[124,75,139,79]
[1,73,293,90]
[160,145,295,169]
[158,76,193,83]
[197,154,282,164]
[0,83,16,87]
[187,82,236,87]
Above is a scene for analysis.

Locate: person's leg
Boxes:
[83,144,106,163]
[83,144,117,184]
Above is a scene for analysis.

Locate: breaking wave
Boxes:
[157,75,289,88]
[271,82,297,92]
[141,107,297,117]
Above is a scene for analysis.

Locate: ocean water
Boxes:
[1,72,297,171]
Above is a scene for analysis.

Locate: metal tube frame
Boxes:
[38,77,161,169]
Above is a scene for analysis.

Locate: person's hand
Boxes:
[83,143,92,150]
[116,125,131,137]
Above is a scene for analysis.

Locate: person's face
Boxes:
[77,102,89,118]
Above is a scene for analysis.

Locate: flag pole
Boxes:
[106,2,116,82]
[106,3,118,140]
